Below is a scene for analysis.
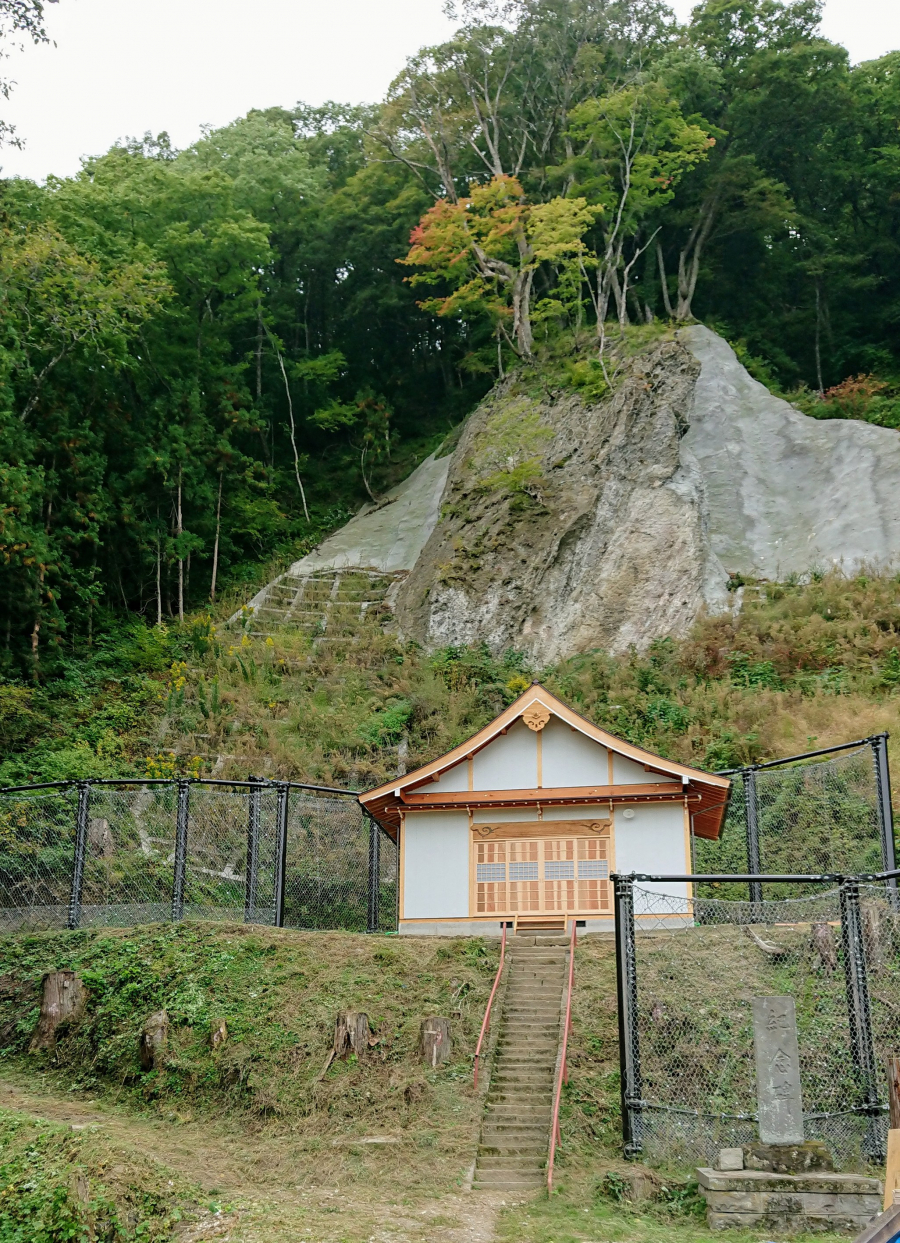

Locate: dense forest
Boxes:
[1,0,899,682]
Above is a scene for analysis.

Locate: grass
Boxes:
[0,924,875,1241]
[0,923,497,1146]
[0,1104,206,1241]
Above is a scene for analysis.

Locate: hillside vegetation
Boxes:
[2,0,900,687]
[3,567,900,789]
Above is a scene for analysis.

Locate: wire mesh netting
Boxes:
[283,792,397,932]
[78,785,177,927]
[0,781,397,934]
[695,745,884,895]
[0,788,78,930]
[184,784,278,924]
[622,881,899,1172]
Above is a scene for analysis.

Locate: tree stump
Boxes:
[419,1016,451,1068]
[139,1010,169,1072]
[29,971,88,1051]
[210,1019,228,1052]
[862,900,885,967]
[88,817,114,859]
[333,1010,371,1059]
[811,922,837,974]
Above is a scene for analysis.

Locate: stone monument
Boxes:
[696,996,882,1231]
[753,996,805,1145]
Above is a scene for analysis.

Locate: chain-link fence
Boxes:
[614,873,900,1173]
[695,735,895,898]
[0,779,397,934]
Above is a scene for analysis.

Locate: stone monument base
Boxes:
[697,1167,882,1232]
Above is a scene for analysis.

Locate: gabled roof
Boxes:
[360,684,730,842]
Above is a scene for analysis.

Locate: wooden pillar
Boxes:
[884,1056,900,1209]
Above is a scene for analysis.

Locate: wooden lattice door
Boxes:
[474,833,610,916]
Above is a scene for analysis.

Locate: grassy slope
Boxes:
[0,927,852,1242]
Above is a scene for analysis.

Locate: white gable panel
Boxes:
[473,807,540,824]
[541,717,608,788]
[542,804,610,821]
[473,718,537,789]
[614,803,688,913]
[402,811,469,919]
[613,753,665,785]
[431,759,469,791]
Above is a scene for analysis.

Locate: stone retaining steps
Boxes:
[227,569,405,639]
[473,940,568,1191]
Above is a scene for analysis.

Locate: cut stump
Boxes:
[140,1010,169,1072]
[333,1010,371,1059]
[420,1016,451,1068]
[29,971,88,1051]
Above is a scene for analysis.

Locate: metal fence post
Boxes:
[67,781,92,930]
[839,877,883,1160]
[614,875,643,1157]
[245,777,262,924]
[171,780,190,922]
[744,767,763,911]
[366,813,380,934]
[872,734,898,907]
[273,782,289,928]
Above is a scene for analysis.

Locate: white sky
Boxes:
[1,0,898,182]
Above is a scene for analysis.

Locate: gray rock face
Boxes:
[247,325,900,660]
[680,325,900,577]
[289,451,451,575]
[393,338,730,662]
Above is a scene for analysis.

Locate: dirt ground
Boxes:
[0,1074,517,1243]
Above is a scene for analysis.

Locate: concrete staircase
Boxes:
[473,937,569,1191]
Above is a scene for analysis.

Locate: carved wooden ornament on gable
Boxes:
[521,703,551,731]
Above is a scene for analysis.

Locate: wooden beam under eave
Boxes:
[400,781,685,807]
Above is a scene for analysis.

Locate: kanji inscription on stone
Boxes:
[752,996,804,1144]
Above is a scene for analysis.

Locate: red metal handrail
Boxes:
[547,918,577,1193]
[473,923,507,1088]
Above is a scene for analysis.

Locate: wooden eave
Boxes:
[360,683,731,842]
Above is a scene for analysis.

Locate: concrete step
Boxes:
[474,1148,544,1168]
[472,1172,545,1189]
[487,1094,553,1108]
[483,1107,551,1120]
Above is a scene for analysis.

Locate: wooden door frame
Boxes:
[469,818,613,919]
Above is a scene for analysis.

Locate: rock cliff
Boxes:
[244,325,900,662]
[393,335,730,663]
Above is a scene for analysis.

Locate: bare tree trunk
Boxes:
[30,563,45,681]
[256,305,263,401]
[814,279,825,396]
[210,470,223,603]
[268,334,310,522]
[610,265,628,331]
[512,268,535,356]
[360,447,378,504]
[176,470,184,623]
[30,972,89,1051]
[675,192,719,320]
[656,241,675,318]
[155,513,162,626]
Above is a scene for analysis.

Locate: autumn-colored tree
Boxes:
[401,175,595,357]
